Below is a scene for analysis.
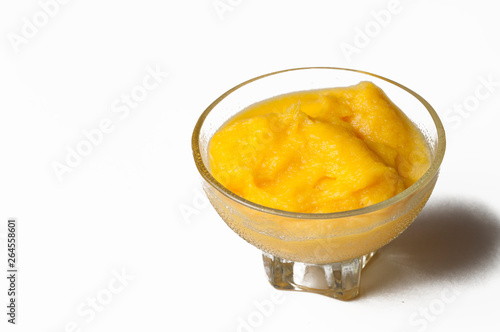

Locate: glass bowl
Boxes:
[192,67,446,300]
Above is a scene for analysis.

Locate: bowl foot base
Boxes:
[262,251,376,301]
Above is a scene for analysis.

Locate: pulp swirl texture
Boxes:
[209,81,431,214]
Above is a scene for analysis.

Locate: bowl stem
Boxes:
[262,251,376,300]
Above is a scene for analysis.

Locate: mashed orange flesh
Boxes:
[209,81,430,213]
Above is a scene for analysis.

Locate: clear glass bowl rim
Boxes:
[192,67,446,220]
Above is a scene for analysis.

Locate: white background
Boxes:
[1,0,500,331]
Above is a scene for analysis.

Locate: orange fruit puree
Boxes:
[209,81,430,213]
